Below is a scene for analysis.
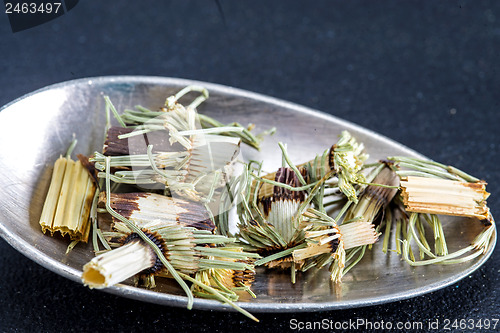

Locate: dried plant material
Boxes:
[389,157,494,264]
[89,154,261,320]
[344,166,400,224]
[82,236,158,289]
[237,219,289,254]
[293,209,378,281]
[292,210,341,262]
[253,160,311,202]
[339,222,379,249]
[258,131,368,201]
[81,96,268,320]
[83,224,258,309]
[293,209,378,260]
[39,156,96,242]
[99,221,258,291]
[401,214,495,266]
[252,131,368,204]
[400,176,491,222]
[35,85,496,320]
[94,94,243,202]
[109,85,270,151]
[235,140,376,282]
[330,131,368,203]
[389,155,480,183]
[97,192,215,232]
[259,167,307,244]
[103,126,179,156]
[191,249,256,300]
[237,167,309,274]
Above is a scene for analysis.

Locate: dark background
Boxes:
[0,1,498,332]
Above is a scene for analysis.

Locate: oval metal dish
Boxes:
[0,76,495,312]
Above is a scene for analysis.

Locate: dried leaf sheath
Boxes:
[344,166,399,224]
[237,167,310,273]
[39,156,96,242]
[293,210,379,260]
[293,208,378,282]
[39,157,67,232]
[400,176,491,222]
[98,192,216,232]
[259,167,307,244]
[388,156,495,265]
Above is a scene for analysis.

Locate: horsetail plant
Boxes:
[388,156,495,266]
[108,85,270,150]
[81,156,261,321]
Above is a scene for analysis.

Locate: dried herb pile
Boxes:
[38,86,495,321]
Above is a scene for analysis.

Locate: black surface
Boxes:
[0,1,499,332]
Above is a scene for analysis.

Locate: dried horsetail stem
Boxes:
[259,167,308,245]
[86,220,259,284]
[292,210,342,262]
[343,166,400,225]
[240,132,368,275]
[96,189,259,278]
[400,176,491,224]
[92,140,240,203]
[237,167,311,274]
[191,249,257,301]
[110,85,269,151]
[292,208,378,282]
[339,222,380,249]
[395,176,494,263]
[85,154,262,320]
[103,126,181,156]
[82,224,259,294]
[86,187,260,286]
[388,155,494,263]
[238,133,369,274]
[252,130,368,204]
[95,94,243,202]
[97,192,216,232]
[39,156,96,242]
[389,155,492,223]
[82,230,165,288]
[301,166,398,282]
